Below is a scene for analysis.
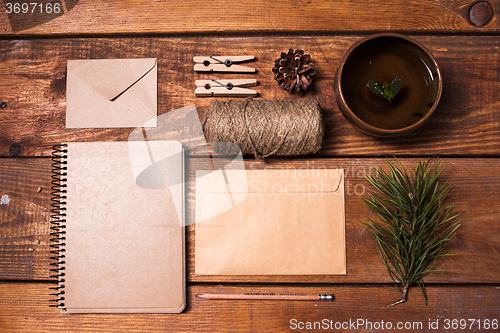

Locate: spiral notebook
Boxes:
[50,141,185,313]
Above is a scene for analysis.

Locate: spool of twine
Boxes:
[202,99,324,159]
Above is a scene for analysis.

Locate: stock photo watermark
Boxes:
[289,317,499,331]
[125,104,376,227]
[248,162,377,198]
[3,0,79,32]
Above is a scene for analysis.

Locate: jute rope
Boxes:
[202,99,324,159]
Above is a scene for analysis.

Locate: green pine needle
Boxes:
[361,158,461,307]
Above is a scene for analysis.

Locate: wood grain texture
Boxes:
[0,35,500,157]
[188,157,500,283]
[1,282,499,332]
[1,157,499,284]
[0,158,52,280]
[0,0,499,36]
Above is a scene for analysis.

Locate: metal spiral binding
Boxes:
[49,144,68,312]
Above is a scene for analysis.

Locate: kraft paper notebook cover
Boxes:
[195,169,346,275]
[50,141,185,313]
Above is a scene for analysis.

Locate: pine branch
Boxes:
[362,158,461,307]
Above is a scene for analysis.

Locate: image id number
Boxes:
[5,2,62,14]
[443,319,498,330]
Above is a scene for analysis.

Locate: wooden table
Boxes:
[1,1,499,331]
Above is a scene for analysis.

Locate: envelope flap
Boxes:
[200,169,343,194]
[68,58,157,101]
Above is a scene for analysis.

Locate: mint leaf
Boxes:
[367,77,402,103]
[392,77,402,94]
[368,80,384,97]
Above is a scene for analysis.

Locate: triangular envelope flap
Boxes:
[201,169,343,194]
[68,58,157,101]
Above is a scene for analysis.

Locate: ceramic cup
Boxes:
[334,33,442,137]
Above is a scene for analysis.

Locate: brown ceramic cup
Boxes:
[334,33,442,137]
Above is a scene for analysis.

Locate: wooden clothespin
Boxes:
[193,56,256,73]
[195,79,257,97]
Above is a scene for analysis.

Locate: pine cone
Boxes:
[272,49,316,93]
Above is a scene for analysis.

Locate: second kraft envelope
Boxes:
[195,168,346,275]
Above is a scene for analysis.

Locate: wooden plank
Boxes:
[1,35,500,157]
[189,157,500,283]
[1,157,499,284]
[0,0,498,36]
[0,158,52,280]
[1,282,499,332]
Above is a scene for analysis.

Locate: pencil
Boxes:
[196,293,334,301]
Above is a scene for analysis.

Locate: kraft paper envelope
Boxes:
[195,169,346,275]
[66,58,157,128]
